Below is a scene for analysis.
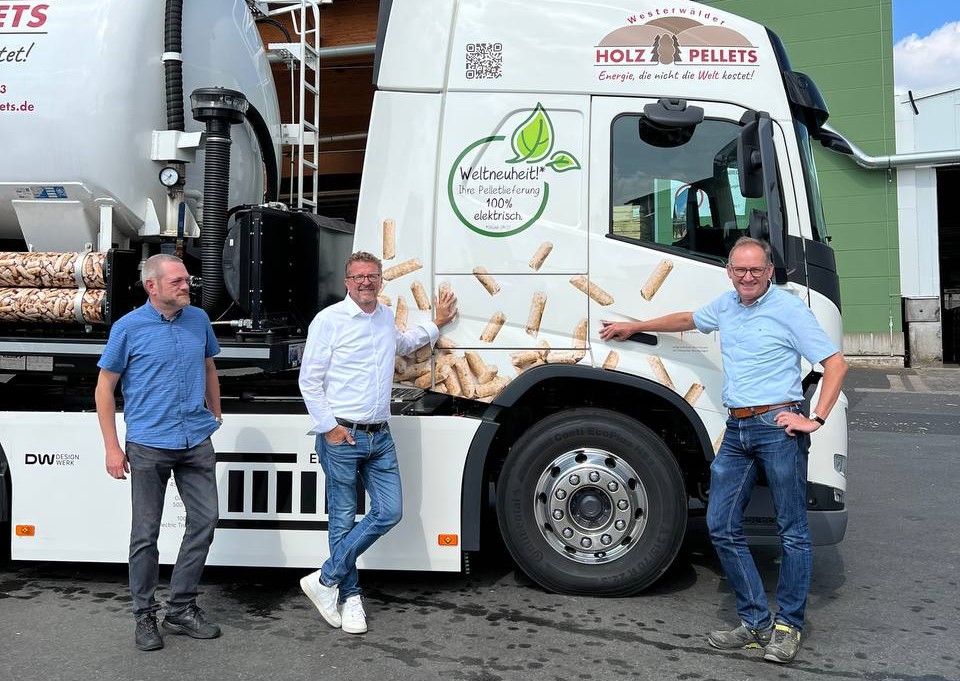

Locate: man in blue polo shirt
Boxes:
[95,253,223,652]
[600,237,847,664]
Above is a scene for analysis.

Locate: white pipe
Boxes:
[822,124,960,170]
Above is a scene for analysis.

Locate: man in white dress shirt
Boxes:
[298,251,458,634]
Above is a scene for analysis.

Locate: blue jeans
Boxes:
[126,439,218,617]
[317,427,402,601]
[706,405,812,631]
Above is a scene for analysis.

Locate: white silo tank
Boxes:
[0,0,281,252]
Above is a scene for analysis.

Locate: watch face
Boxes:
[159,167,180,186]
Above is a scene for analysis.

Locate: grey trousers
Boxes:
[126,439,218,617]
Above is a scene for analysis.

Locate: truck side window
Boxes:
[609,115,768,262]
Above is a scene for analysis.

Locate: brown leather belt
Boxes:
[728,401,799,419]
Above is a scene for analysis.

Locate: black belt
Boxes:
[336,418,387,432]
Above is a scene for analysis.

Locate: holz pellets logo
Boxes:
[595,8,759,83]
[25,452,80,466]
[448,103,581,238]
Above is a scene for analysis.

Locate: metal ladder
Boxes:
[258,0,330,212]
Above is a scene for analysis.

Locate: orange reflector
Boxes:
[15,525,35,537]
[437,534,458,546]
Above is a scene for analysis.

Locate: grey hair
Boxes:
[141,253,184,284]
[728,236,772,266]
[345,251,382,276]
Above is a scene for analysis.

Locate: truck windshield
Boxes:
[609,115,770,263]
[794,119,829,243]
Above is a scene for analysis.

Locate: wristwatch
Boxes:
[809,413,825,426]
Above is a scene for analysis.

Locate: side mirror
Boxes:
[736,111,787,284]
[814,128,853,155]
[737,119,763,198]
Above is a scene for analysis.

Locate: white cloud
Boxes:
[894,21,960,94]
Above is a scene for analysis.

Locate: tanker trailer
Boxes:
[0,0,337,377]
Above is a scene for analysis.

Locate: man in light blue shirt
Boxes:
[600,237,847,664]
[96,254,223,651]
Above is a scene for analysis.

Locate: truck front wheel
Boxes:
[496,408,686,596]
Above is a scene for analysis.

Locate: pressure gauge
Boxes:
[159,166,181,187]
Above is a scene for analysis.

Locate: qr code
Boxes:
[465,42,502,80]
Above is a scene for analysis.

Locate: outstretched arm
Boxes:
[599,311,696,341]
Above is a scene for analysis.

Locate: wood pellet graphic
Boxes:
[511,340,549,369]
[472,267,501,295]
[528,241,553,271]
[394,295,408,331]
[383,258,421,281]
[410,280,431,310]
[569,275,614,306]
[525,292,547,337]
[712,428,726,454]
[394,346,511,401]
[647,355,676,390]
[480,311,506,342]
[382,219,396,260]
[602,350,620,370]
[641,259,674,301]
[465,350,498,383]
[546,318,588,365]
[683,383,705,405]
[453,357,477,399]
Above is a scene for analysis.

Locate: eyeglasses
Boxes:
[728,266,769,278]
[346,274,382,284]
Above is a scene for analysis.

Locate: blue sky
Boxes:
[892,0,960,93]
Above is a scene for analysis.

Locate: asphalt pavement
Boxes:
[1,366,959,681]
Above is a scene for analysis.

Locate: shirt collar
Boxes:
[144,301,184,322]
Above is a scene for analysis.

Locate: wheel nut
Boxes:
[552,509,564,520]
[617,499,629,510]
[555,489,567,500]
[600,534,612,545]
[588,471,600,482]
[562,527,574,539]
[607,481,619,492]
[580,537,592,548]
[568,474,581,485]
[615,519,626,531]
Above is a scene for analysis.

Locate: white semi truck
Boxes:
[0,0,848,596]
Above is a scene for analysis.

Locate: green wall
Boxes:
[701,0,898,336]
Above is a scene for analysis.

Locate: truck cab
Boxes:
[0,0,847,597]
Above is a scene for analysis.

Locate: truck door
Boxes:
[587,97,804,444]
[434,94,591,377]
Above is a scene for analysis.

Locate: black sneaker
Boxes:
[707,623,773,650]
[134,614,164,651]
[162,603,222,639]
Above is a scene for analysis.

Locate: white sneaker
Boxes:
[300,570,341,628]
[340,595,367,634]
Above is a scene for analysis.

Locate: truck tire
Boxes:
[496,408,686,596]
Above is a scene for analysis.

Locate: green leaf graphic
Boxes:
[507,103,554,164]
[546,150,581,173]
